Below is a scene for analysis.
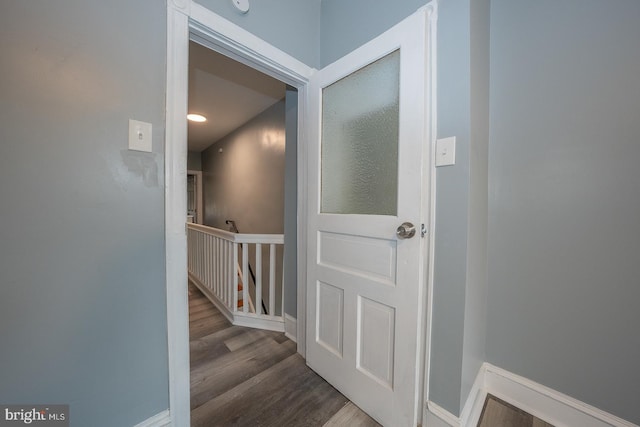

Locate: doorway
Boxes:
[185,39,296,332]
[165,7,311,420]
[165,3,436,426]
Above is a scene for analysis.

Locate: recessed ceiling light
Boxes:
[187,114,207,122]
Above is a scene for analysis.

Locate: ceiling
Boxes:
[187,42,286,152]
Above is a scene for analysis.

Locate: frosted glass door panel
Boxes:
[321,50,400,216]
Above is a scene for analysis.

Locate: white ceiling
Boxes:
[187,42,286,152]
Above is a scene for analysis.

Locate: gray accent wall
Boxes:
[428,0,472,415]
[461,0,490,412]
[320,0,427,67]
[487,1,640,424]
[201,100,286,234]
[195,0,321,68]
[0,1,168,426]
[283,87,299,317]
[188,150,203,171]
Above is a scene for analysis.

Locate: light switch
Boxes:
[129,119,152,152]
[435,136,456,167]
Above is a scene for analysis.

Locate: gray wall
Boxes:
[428,0,472,415]
[320,0,426,67]
[487,1,640,424]
[188,150,203,171]
[283,87,298,317]
[195,0,321,68]
[461,0,490,411]
[0,1,169,426]
[201,100,286,234]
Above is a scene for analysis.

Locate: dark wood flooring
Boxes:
[478,395,554,427]
[188,282,380,427]
[189,282,553,427]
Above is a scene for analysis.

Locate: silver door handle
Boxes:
[396,222,416,239]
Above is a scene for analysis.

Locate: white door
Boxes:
[306,7,433,427]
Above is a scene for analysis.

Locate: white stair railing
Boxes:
[187,223,285,332]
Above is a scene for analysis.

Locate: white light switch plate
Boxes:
[129,119,152,152]
[435,136,456,167]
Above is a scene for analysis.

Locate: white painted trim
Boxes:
[166,2,313,426]
[483,364,638,427]
[178,0,313,360]
[187,223,284,244]
[165,3,191,427]
[420,1,439,426]
[188,2,313,86]
[459,368,487,427]
[233,313,285,332]
[133,410,171,427]
[284,313,297,342]
[189,274,285,332]
[424,363,639,427]
[427,401,459,427]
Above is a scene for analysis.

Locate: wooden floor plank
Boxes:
[190,336,297,409]
[189,306,222,322]
[479,395,555,427]
[188,282,545,427]
[189,326,246,370]
[188,282,365,426]
[189,315,230,340]
[323,402,381,427]
[223,327,281,352]
[192,353,350,427]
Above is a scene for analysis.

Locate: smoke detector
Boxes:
[231,0,249,14]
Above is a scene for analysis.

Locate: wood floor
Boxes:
[188,282,380,427]
[189,282,553,427]
[478,395,554,427]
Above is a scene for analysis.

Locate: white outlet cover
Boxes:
[232,0,250,14]
[435,136,456,167]
[129,119,152,153]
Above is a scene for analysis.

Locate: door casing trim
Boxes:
[166,1,313,424]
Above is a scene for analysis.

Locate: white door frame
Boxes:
[165,1,436,426]
[165,0,313,424]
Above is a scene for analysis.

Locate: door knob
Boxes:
[396,222,416,239]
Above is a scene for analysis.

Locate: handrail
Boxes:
[187,222,285,331]
[187,223,284,244]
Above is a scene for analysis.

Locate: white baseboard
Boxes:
[459,365,487,427]
[483,363,637,427]
[284,313,297,342]
[189,273,285,333]
[133,410,171,427]
[425,401,460,427]
[424,363,637,427]
[233,313,285,332]
[188,274,234,324]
